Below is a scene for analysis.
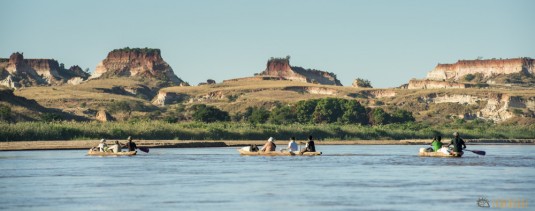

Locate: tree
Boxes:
[370,108,390,125]
[268,105,297,124]
[248,107,270,124]
[191,104,230,122]
[341,100,367,124]
[390,109,415,123]
[296,99,319,123]
[312,98,343,123]
[353,78,373,88]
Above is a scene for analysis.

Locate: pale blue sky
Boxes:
[1,0,534,88]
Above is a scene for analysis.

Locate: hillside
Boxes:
[154,79,535,123]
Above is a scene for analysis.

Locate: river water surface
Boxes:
[0,145,533,210]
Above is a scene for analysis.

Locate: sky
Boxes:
[1,0,534,88]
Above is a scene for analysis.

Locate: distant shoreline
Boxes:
[0,139,533,151]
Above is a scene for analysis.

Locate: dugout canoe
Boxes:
[238,149,322,156]
[87,149,137,156]
[418,148,463,157]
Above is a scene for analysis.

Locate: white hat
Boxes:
[100,139,106,143]
[268,137,274,142]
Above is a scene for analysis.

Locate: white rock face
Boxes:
[67,77,84,85]
[426,58,534,81]
[427,94,535,122]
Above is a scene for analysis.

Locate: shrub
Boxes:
[464,74,475,81]
[248,107,270,124]
[40,113,63,122]
[191,104,230,123]
[370,108,390,125]
[0,104,11,121]
[268,105,297,124]
[353,78,373,88]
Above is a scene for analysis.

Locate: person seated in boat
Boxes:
[448,132,466,154]
[300,135,316,153]
[97,139,108,152]
[287,137,298,152]
[250,144,259,152]
[241,144,259,152]
[427,135,443,152]
[260,137,276,152]
[108,140,122,153]
[123,136,137,152]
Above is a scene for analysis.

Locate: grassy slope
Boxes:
[6,78,535,123]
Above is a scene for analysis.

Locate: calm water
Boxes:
[0,145,533,211]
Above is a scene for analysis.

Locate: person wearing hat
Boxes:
[448,132,466,154]
[123,136,137,152]
[260,137,276,152]
[108,140,122,153]
[287,137,298,152]
[97,139,108,152]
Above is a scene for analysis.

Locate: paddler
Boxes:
[430,135,443,152]
[448,132,466,154]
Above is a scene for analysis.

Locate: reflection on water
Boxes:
[0,145,533,210]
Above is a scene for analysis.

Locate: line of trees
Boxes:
[190,98,414,125]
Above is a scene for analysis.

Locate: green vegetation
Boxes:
[354,78,373,88]
[0,121,533,141]
[191,104,230,123]
[0,104,11,122]
[464,74,475,81]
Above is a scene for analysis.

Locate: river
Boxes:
[0,145,533,210]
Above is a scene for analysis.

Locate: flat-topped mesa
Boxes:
[257,57,342,86]
[426,58,535,81]
[0,52,89,89]
[90,48,183,85]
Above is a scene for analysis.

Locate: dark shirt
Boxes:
[306,140,316,152]
[450,137,466,153]
[125,141,137,151]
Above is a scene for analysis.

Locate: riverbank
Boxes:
[0,139,533,151]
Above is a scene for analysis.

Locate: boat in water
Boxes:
[238,149,321,156]
[87,149,137,156]
[418,148,463,157]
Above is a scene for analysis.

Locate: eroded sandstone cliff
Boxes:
[408,79,467,89]
[257,57,342,86]
[0,52,89,89]
[426,58,534,81]
[90,48,183,85]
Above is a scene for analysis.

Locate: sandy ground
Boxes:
[0,139,533,151]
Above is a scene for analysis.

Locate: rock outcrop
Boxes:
[408,79,467,89]
[422,93,535,122]
[257,57,342,86]
[96,110,115,122]
[90,48,183,85]
[0,52,89,89]
[426,58,535,81]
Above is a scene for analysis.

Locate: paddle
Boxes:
[138,147,149,153]
[465,149,485,156]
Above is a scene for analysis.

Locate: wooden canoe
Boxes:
[418,148,463,157]
[238,149,321,156]
[87,149,137,156]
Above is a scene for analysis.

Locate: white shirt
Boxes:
[288,141,298,151]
